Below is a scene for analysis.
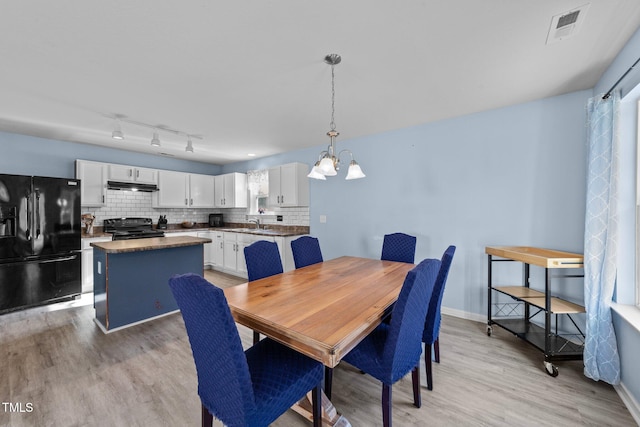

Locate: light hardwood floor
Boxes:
[0,269,635,426]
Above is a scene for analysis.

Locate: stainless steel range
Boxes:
[104,218,165,240]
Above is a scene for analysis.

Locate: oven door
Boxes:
[0,252,81,313]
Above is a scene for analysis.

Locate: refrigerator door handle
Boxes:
[34,190,42,240]
[35,190,41,239]
[25,194,31,241]
[4,254,79,267]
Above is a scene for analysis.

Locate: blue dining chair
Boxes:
[244,240,283,282]
[343,258,440,427]
[291,236,324,269]
[168,273,323,427]
[423,245,456,391]
[244,240,284,344]
[381,232,417,264]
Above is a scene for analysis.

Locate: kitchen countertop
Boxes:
[83,224,309,239]
[90,236,212,254]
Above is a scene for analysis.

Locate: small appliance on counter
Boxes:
[209,213,224,227]
[157,215,168,230]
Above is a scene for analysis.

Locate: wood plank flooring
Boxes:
[0,269,635,426]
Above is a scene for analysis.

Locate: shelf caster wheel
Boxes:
[544,361,559,377]
[486,325,492,336]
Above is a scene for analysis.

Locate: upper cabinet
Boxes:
[154,171,215,208]
[268,163,309,207]
[108,164,157,184]
[214,173,247,208]
[76,160,107,207]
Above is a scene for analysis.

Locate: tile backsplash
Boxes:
[83,190,309,227]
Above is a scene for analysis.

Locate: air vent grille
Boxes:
[546,3,590,45]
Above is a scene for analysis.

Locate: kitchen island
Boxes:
[91,235,211,333]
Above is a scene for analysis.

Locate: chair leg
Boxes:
[312,383,322,427]
[411,365,421,408]
[434,337,440,363]
[425,345,433,391]
[324,366,333,400]
[201,403,213,427]
[382,384,392,427]
[253,330,260,345]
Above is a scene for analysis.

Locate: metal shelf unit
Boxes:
[486,246,585,376]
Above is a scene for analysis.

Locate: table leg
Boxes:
[291,390,351,426]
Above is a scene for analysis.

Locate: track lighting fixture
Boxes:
[111,119,124,140]
[106,115,202,153]
[151,131,161,147]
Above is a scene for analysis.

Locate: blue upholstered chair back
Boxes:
[244,240,283,282]
[423,246,456,344]
[291,236,324,269]
[168,273,255,426]
[383,258,440,383]
[381,232,417,264]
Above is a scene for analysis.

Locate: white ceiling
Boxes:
[1,1,639,165]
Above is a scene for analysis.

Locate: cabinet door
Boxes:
[156,170,189,207]
[223,235,237,271]
[108,164,134,182]
[190,174,215,208]
[214,175,226,207]
[213,233,224,267]
[223,174,235,207]
[197,232,213,266]
[76,160,106,207]
[134,167,158,184]
[268,167,282,207]
[279,163,299,206]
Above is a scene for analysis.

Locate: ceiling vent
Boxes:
[546,3,590,45]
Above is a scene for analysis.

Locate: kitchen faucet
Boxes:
[248,218,260,229]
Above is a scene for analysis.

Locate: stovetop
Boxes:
[104,218,165,240]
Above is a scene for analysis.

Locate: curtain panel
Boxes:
[583,92,621,385]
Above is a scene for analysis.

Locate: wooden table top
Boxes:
[223,256,415,367]
[485,246,583,268]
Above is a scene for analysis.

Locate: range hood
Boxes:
[107,181,159,192]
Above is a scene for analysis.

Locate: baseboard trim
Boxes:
[615,382,640,426]
[441,306,485,323]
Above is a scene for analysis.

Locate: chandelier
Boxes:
[308,54,365,180]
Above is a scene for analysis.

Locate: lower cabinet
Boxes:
[214,232,298,278]
[81,237,112,293]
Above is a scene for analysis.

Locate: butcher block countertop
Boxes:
[90,236,212,254]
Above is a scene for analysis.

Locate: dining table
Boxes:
[223,255,415,426]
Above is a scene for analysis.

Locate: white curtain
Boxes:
[583,91,620,385]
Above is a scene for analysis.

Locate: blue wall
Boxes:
[0,131,221,178]
[226,89,591,318]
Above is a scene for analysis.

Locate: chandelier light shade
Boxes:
[185,136,194,153]
[308,54,365,181]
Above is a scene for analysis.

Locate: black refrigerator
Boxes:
[0,173,81,313]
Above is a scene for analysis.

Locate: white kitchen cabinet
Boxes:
[268,163,309,207]
[108,164,157,184]
[197,231,213,267]
[190,173,215,207]
[81,236,112,293]
[76,160,107,207]
[154,171,215,208]
[214,173,247,208]
[273,235,298,272]
[221,232,274,278]
[212,231,224,267]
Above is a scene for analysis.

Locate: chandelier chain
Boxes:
[330,63,336,132]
